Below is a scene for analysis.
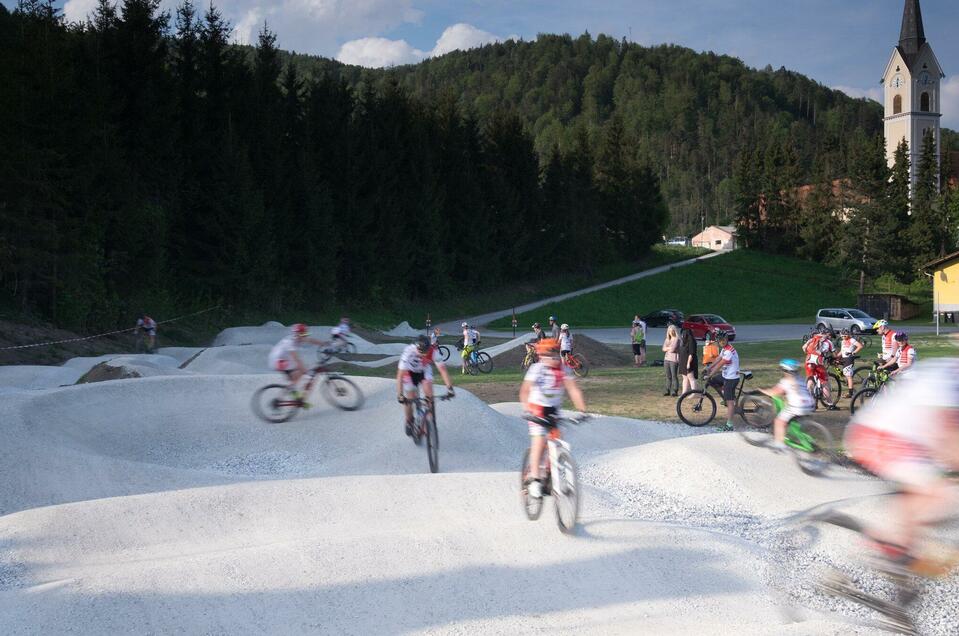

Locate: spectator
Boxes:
[678,327,699,393]
[702,331,719,366]
[662,324,680,396]
[136,312,157,353]
[548,315,560,340]
[630,318,647,367]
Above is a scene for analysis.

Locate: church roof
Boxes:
[898,0,926,70]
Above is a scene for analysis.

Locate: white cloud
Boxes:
[337,22,506,68]
[336,37,425,68]
[941,76,959,130]
[833,85,882,103]
[231,7,264,46]
[63,0,100,24]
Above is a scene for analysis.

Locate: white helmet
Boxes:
[461,322,468,328]
[561,323,569,330]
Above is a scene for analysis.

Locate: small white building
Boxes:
[691,225,737,251]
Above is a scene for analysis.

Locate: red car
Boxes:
[681,314,736,341]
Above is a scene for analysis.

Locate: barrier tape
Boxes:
[0,306,222,351]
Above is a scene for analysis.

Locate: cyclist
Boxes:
[843,359,959,604]
[704,330,739,431]
[803,328,837,410]
[631,318,647,367]
[397,335,455,437]
[460,322,481,373]
[762,359,816,450]
[559,323,574,361]
[874,319,899,363]
[525,322,546,359]
[880,331,917,377]
[429,327,442,347]
[520,338,587,500]
[135,312,158,353]
[268,323,328,395]
[838,328,865,398]
[330,316,352,350]
[548,315,560,340]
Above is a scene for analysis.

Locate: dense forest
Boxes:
[2,0,957,331]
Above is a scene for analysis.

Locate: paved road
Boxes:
[484,323,955,346]
[437,251,724,333]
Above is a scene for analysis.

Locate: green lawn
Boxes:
[244,245,708,329]
[489,250,860,329]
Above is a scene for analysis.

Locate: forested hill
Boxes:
[290,34,889,233]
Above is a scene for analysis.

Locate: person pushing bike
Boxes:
[803,328,837,410]
[520,338,587,500]
[460,322,481,374]
[398,335,454,437]
[268,324,329,401]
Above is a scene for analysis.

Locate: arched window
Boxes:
[921,92,930,112]
[894,94,902,114]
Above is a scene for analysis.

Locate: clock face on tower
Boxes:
[891,74,904,89]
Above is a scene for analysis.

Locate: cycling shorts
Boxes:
[527,404,559,437]
[840,358,856,378]
[805,363,827,383]
[461,344,475,359]
[779,405,813,424]
[402,368,432,392]
[560,350,571,357]
[845,424,942,488]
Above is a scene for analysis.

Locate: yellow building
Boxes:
[924,251,959,318]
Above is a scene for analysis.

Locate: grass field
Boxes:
[488,250,863,329]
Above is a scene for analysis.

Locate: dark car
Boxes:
[641,309,685,328]
[681,314,736,341]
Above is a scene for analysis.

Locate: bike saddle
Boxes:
[740,371,753,379]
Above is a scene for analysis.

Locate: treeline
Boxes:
[0,1,666,330]
[734,129,959,287]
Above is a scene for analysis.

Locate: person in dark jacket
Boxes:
[678,327,699,394]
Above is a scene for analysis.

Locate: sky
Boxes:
[7,0,959,126]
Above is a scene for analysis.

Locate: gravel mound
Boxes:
[493,334,631,369]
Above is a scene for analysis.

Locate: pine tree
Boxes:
[887,139,914,280]
[907,130,949,271]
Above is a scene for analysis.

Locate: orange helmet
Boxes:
[535,338,560,357]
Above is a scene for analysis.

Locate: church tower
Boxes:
[882,0,945,187]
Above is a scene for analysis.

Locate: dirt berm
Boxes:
[493,335,631,369]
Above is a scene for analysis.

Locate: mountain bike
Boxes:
[849,366,893,414]
[435,344,451,362]
[782,506,959,635]
[251,350,365,423]
[520,413,589,534]
[736,393,837,476]
[676,371,757,427]
[399,391,454,473]
[329,335,357,355]
[521,346,538,371]
[561,351,589,378]
[806,367,840,409]
[460,344,492,375]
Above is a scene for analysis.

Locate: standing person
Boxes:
[631,316,648,367]
[460,322,481,374]
[678,327,699,394]
[875,320,899,364]
[838,328,864,398]
[430,327,442,347]
[702,331,719,367]
[662,324,680,396]
[525,322,546,359]
[880,331,917,377]
[803,328,837,409]
[136,313,158,353]
[705,330,739,431]
[558,324,574,359]
[548,316,561,341]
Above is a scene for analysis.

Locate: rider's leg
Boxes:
[527,432,547,498]
[773,415,789,445]
[883,480,956,555]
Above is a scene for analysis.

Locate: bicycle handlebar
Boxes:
[522,412,591,426]
[398,392,455,404]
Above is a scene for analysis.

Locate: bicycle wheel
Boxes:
[322,375,364,411]
[676,390,717,427]
[520,450,544,521]
[553,448,579,534]
[425,404,439,473]
[789,420,836,477]
[251,384,300,423]
[571,354,589,378]
[344,342,357,355]
[852,366,874,389]
[736,391,774,445]
[412,404,424,446]
[858,336,872,349]
[819,375,842,408]
[437,345,451,362]
[476,352,493,374]
[850,387,878,414]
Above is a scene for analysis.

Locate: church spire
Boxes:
[899,0,926,57]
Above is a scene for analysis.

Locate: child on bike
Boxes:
[704,330,739,431]
[330,316,352,351]
[268,324,329,397]
[559,323,573,360]
[397,335,455,436]
[762,359,816,451]
[520,338,587,500]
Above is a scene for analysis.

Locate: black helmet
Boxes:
[713,329,728,341]
[840,328,851,337]
[416,335,431,353]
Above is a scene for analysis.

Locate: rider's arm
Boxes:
[435,363,454,392]
[853,342,864,356]
[563,377,587,412]
[764,384,785,397]
[707,356,727,377]
[395,366,406,398]
[308,337,328,347]
[519,380,532,411]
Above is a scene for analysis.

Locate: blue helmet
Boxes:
[780,358,801,373]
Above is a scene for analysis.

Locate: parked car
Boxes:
[641,309,685,328]
[682,314,736,341]
[665,236,689,247]
[814,308,878,334]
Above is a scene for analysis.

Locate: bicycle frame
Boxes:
[545,428,571,495]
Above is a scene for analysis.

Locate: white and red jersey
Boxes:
[331,322,351,338]
[462,328,480,347]
[269,335,301,368]
[524,362,572,408]
[559,331,573,352]
[881,330,898,360]
[896,344,917,368]
[840,338,861,357]
[137,316,157,334]
[720,345,740,379]
[804,335,833,366]
[398,343,444,374]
